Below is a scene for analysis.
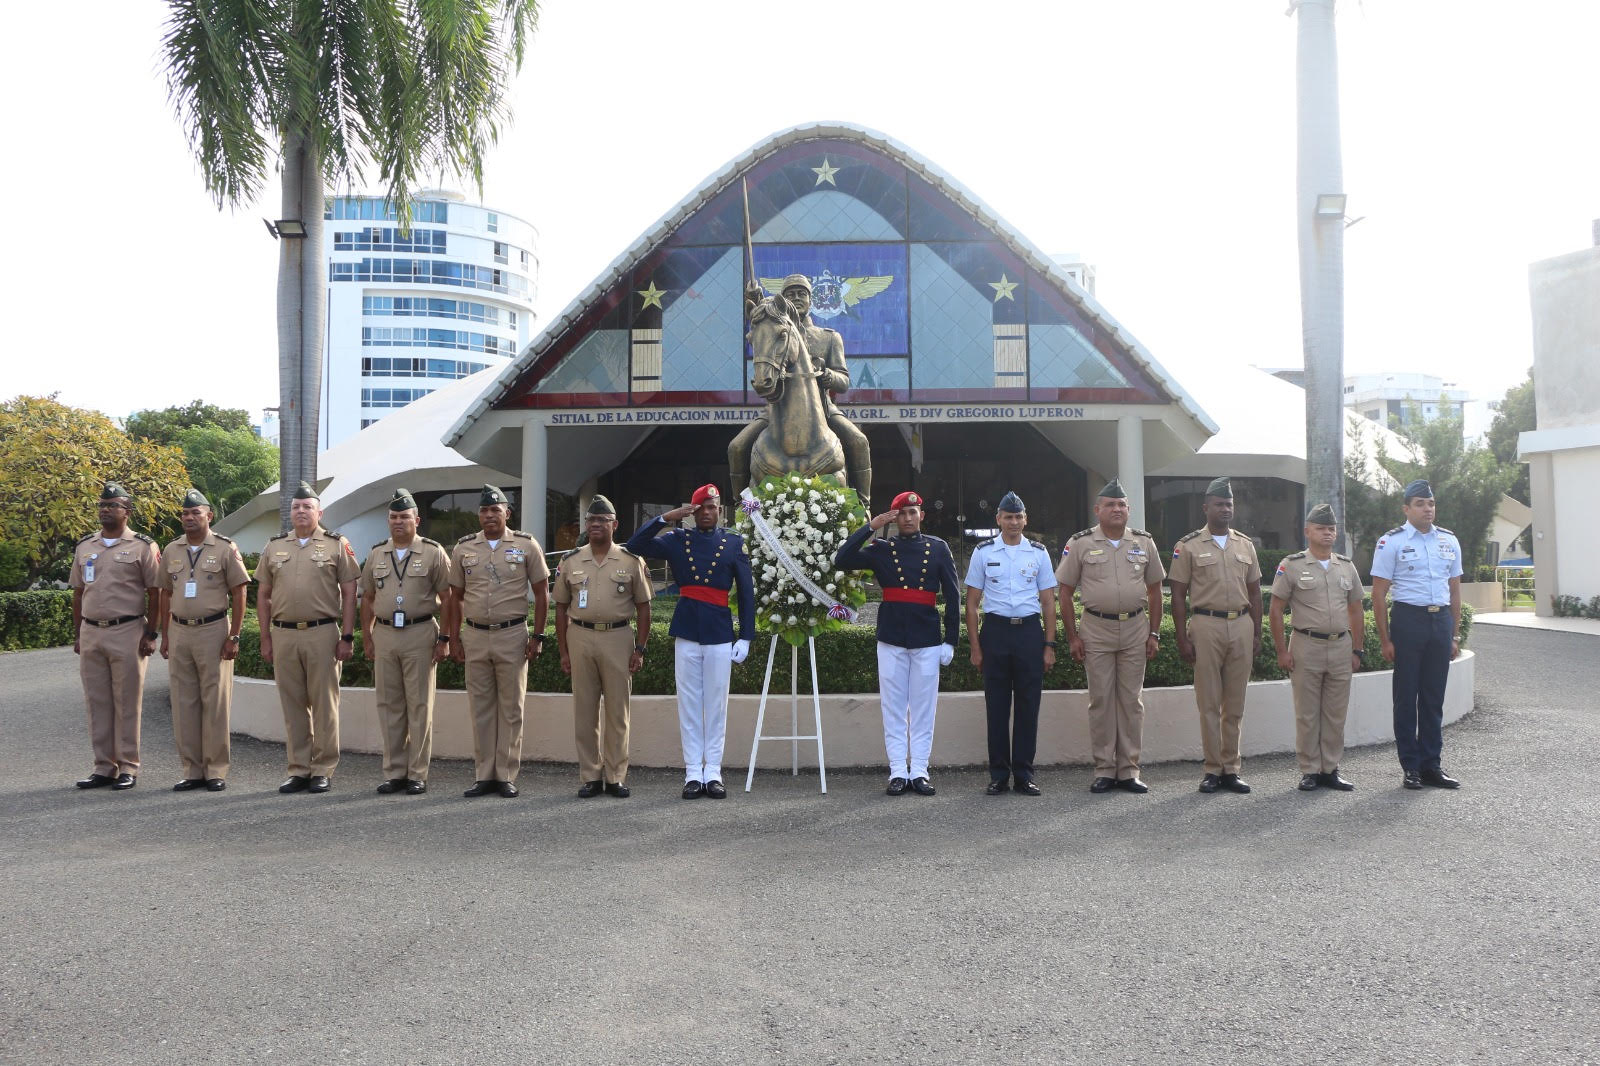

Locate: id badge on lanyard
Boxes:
[578,582,589,610]
[184,581,198,599]
[393,611,407,628]
[84,555,97,583]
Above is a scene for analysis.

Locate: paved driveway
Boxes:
[2,627,1596,1065]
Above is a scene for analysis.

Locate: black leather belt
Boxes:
[1393,602,1446,613]
[1294,627,1350,640]
[83,615,142,628]
[465,618,526,631]
[982,613,1040,626]
[271,617,337,630]
[1085,606,1145,621]
[569,618,630,631]
[173,611,228,627]
[376,613,435,627]
[1192,607,1246,619]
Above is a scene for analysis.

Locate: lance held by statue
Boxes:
[727,272,872,508]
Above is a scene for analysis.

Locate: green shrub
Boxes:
[0,541,28,590]
[0,590,75,650]
[1474,564,1497,583]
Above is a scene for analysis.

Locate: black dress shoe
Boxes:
[1089,777,1117,794]
[76,773,115,789]
[886,777,908,796]
[1015,779,1042,797]
[1419,768,1460,789]
[376,779,406,795]
[279,775,310,794]
[405,779,426,795]
[111,773,137,790]
[1298,773,1320,791]
[1198,773,1221,794]
[172,778,206,792]
[1319,771,1355,791]
[605,781,630,798]
[463,780,496,798]
[1403,770,1423,790]
[307,775,330,793]
[910,777,936,796]
[1219,773,1251,794]
[1118,777,1149,794]
[985,780,1009,795]
[577,780,604,798]
[497,781,519,798]
[205,779,226,792]
[705,780,728,799]
[683,780,705,799]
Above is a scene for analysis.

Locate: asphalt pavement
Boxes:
[2,627,1597,1065]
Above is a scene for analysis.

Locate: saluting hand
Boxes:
[663,504,695,523]
[868,510,897,532]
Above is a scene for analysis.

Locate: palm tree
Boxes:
[160,0,539,526]
[1294,0,1347,542]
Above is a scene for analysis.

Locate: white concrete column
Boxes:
[520,418,548,546]
[1117,415,1146,530]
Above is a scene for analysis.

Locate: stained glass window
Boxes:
[535,330,629,394]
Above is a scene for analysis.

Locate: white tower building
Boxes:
[321,189,536,449]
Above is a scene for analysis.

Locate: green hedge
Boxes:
[0,590,75,650]
[232,601,1474,694]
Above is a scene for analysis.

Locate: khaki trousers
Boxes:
[1191,613,1252,775]
[1290,631,1353,774]
[1081,612,1150,778]
[79,622,146,776]
[569,624,632,784]
[372,620,438,782]
[271,624,342,777]
[168,619,232,780]
[462,622,529,783]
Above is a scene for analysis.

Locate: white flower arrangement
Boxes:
[735,472,868,647]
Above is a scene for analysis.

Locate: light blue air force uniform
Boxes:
[1370,521,1463,774]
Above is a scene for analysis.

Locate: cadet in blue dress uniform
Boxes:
[1370,479,1464,790]
[963,492,1059,796]
[626,483,754,799]
[835,489,960,796]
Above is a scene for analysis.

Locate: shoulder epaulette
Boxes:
[1069,528,1094,540]
[1287,551,1308,560]
[1130,528,1151,538]
[77,532,97,545]
[618,545,639,558]
[132,532,154,544]
[1435,525,1454,535]
[269,532,289,541]
[371,540,388,552]
[456,533,476,544]
[1179,529,1204,543]
[322,529,342,539]
[975,536,996,549]
[214,533,234,543]
[1334,553,1351,562]
[418,536,441,548]
[1384,525,1405,537]
[514,530,534,539]
[1031,539,1049,552]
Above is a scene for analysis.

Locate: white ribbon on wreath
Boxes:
[739,487,858,623]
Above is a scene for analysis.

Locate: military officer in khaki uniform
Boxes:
[255,482,360,794]
[1169,475,1263,795]
[445,485,549,799]
[70,483,162,790]
[157,489,249,792]
[1269,503,1365,792]
[360,489,453,795]
[553,495,652,798]
[1056,478,1166,794]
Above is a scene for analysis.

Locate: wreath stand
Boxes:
[744,635,827,794]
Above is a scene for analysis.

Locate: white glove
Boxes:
[731,639,750,664]
[938,643,955,667]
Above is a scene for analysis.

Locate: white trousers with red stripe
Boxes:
[675,638,732,783]
[877,642,941,780]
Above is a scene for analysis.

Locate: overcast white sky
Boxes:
[3,0,1594,434]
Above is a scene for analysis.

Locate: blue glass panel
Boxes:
[536,329,630,394]
[751,190,902,242]
[751,243,908,356]
[849,358,908,390]
[1028,324,1127,388]
[660,248,743,391]
[909,243,996,390]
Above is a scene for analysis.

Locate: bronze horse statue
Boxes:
[744,294,847,486]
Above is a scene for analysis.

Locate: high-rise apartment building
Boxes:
[319,190,536,448]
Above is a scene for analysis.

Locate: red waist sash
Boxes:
[882,588,937,606]
[679,585,730,606]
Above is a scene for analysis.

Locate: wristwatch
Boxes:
[436,635,451,644]
[531,633,546,644]
[225,634,240,643]
[634,644,648,654]
[340,633,354,642]
[1043,641,1058,649]
[144,629,159,641]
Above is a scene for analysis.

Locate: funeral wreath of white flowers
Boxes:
[733,473,869,647]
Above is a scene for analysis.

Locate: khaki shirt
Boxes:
[159,534,249,619]
[1270,551,1363,632]
[361,537,452,620]
[70,530,160,618]
[552,542,651,622]
[1168,527,1261,611]
[254,527,361,622]
[1056,525,1165,615]
[449,530,549,624]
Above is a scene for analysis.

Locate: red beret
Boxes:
[891,491,922,511]
[690,484,721,506]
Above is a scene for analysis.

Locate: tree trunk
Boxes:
[276,128,327,528]
[1296,0,1346,545]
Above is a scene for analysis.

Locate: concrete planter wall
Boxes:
[1459,582,1504,612]
[232,651,1473,770]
